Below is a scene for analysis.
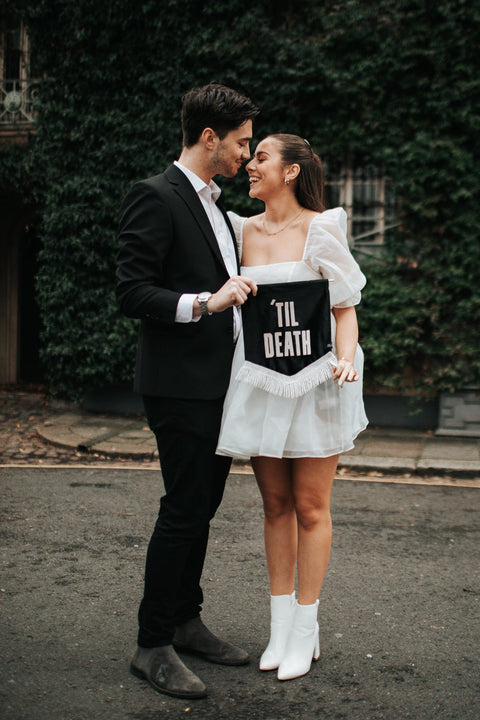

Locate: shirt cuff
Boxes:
[175,293,201,323]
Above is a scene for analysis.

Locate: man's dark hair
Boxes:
[181,83,259,147]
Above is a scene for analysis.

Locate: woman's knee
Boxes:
[263,493,295,522]
[294,500,331,530]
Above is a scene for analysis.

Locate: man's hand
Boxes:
[208,276,258,314]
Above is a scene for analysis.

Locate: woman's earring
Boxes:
[284,177,290,185]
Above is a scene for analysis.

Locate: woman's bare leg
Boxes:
[252,456,297,595]
[292,455,338,605]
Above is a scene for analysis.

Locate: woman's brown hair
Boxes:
[269,133,325,212]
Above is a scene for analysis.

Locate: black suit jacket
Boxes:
[116,164,239,398]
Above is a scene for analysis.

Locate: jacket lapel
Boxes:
[217,197,240,273]
[165,164,228,271]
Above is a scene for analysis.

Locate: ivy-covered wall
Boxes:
[2,0,479,398]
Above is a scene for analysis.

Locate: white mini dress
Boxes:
[216,207,368,459]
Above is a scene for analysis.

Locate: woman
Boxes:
[216,134,368,681]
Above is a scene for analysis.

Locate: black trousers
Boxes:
[138,395,232,648]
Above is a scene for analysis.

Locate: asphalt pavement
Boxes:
[1,465,479,720]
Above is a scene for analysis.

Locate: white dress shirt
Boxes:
[173,161,240,338]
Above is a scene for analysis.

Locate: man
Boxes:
[116,83,259,699]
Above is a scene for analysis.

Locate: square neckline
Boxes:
[239,214,321,269]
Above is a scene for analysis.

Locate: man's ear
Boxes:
[200,127,218,150]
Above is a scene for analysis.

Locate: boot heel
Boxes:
[313,623,320,661]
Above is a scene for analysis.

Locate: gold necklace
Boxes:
[262,208,304,236]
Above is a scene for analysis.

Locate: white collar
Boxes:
[174,161,222,202]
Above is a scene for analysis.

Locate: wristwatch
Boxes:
[196,291,213,317]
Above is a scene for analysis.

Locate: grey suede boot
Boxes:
[130,644,206,698]
[173,616,249,666]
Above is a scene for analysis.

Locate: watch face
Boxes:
[197,292,212,316]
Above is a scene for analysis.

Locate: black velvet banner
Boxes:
[237,279,335,397]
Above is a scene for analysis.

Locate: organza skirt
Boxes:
[216,339,368,460]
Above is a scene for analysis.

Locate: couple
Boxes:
[116,83,367,699]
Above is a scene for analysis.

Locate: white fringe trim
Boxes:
[235,352,337,398]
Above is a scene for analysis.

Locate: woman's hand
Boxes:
[332,306,359,387]
[333,358,359,388]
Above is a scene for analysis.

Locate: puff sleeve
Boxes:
[304,207,366,307]
[227,210,246,259]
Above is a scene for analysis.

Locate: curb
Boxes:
[36,414,157,460]
[34,414,480,478]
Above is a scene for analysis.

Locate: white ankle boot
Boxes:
[277,599,320,680]
[259,591,296,671]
